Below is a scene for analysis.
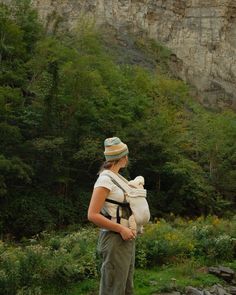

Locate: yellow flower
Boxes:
[164,233,178,241]
[197,216,204,222]
[188,243,194,251]
[212,216,220,226]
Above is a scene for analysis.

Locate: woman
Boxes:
[88,137,136,295]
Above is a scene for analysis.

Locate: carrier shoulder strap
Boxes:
[103,170,132,193]
[103,173,126,193]
[101,171,131,224]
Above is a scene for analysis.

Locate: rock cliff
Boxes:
[4,0,236,108]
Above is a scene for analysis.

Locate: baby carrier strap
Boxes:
[103,170,132,193]
[103,170,147,198]
[103,170,150,226]
[105,198,129,207]
[102,172,131,224]
[103,172,127,195]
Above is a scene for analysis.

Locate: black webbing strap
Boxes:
[116,206,121,224]
[100,211,112,220]
[105,198,130,207]
[102,173,130,224]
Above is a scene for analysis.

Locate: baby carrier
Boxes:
[102,170,150,229]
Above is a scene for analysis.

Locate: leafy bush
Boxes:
[1,190,92,238]
[136,219,195,266]
[0,228,98,295]
[0,217,235,293]
[136,216,236,267]
[189,216,235,261]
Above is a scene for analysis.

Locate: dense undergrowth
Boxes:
[0,216,235,295]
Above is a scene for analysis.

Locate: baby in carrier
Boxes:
[128,176,146,234]
[101,170,150,235]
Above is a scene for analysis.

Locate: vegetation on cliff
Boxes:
[0,1,236,239]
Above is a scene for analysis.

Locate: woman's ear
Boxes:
[123,156,129,167]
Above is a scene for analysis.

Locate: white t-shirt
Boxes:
[94,170,125,218]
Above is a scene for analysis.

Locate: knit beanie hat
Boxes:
[104,137,129,161]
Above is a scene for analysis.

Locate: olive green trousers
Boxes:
[97,230,136,295]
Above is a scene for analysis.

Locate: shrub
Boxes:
[0,227,98,294]
[0,217,235,293]
[136,216,236,267]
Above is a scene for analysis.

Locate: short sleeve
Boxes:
[94,175,114,191]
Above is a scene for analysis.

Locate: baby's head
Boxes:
[129,176,145,188]
[135,176,144,186]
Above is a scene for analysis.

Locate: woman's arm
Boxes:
[88,187,136,240]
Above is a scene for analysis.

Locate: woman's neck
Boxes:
[109,165,120,174]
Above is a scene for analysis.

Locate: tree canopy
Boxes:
[0,1,235,239]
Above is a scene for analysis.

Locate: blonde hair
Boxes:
[98,155,128,174]
[98,159,120,174]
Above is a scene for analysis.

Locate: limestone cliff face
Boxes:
[7,0,236,108]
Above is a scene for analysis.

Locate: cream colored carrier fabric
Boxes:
[104,170,150,227]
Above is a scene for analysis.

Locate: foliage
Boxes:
[0,190,91,238]
[0,0,235,238]
[136,216,236,268]
[0,217,235,294]
[0,227,98,295]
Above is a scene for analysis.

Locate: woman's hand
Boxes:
[119,226,136,241]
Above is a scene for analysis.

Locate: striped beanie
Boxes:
[104,137,129,161]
